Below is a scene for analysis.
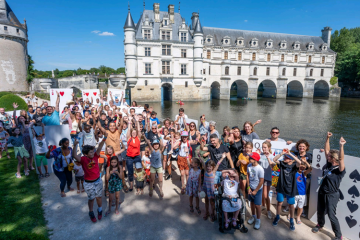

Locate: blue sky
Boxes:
[9,0,360,71]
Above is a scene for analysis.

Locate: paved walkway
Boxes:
[40,166,339,240]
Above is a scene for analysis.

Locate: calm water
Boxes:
[139,98,360,157]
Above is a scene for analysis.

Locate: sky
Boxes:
[8,0,360,71]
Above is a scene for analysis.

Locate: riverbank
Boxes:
[0,149,49,239]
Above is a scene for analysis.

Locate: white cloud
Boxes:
[91,30,100,34]
[98,31,115,36]
[244,20,248,23]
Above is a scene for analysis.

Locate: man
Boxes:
[73,133,107,223]
[266,127,292,145]
[0,108,12,130]
[147,123,161,144]
[199,114,209,136]
[100,89,108,106]
[32,107,45,126]
[40,101,49,110]
[121,97,129,107]
[174,108,188,132]
[109,91,123,107]
[42,91,60,126]
[200,134,234,184]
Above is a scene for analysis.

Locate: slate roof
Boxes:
[203,27,333,53]
[0,1,24,29]
[193,19,203,34]
[124,11,136,29]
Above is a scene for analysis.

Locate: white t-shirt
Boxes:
[258,153,274,182]
[142,155,151,169]
[247,163,265,190]
[83,128,96,147]
[33,137,48,154]
[74,163,84,177]
[179,142,189,157]
[223,178,239,196]
[175,114,189,132]
[161,134,170,146]
[97,137,106,152]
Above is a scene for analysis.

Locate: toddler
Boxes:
[74,160,85,193]
[134,162,146,195]
[141,146,151,183]
[186,158,202,215]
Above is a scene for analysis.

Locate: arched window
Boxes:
[252,53,256,61]
[294,55,298,63]
[225,66,229,75]
[282,68,286,76]
[267,53,271,62]
[145,80,148,86]
[310,69,313,77]
[253,67,257,76]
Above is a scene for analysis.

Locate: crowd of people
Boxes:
[0,90,347,239]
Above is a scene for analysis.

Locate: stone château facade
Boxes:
[124,3,339,101]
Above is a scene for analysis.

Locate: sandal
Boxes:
[203,213,209,220]
[30,167,35,171]
[232,218,237,227]
[24,171,29,176]
[210,214,216,222]
[297,220,302,225]
[123,185,129,193]
[45,173,50,177]
[105,211,111,217]
[225,219,231,229]
[190,205,194,213]
[38,174,44,179]
[195,207,201,215]
[181,187,185,195]
[15,173,21,179]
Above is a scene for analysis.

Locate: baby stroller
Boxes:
[214,183,248,233]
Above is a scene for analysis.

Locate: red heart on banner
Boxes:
[85,92,89,96]
[93,92,97,96]
[60,92,64,96]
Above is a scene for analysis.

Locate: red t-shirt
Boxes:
[127,136,140,157]
[106,153,116,166]
[81,152,100,181]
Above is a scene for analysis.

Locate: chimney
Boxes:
[191,12,199,30]
[153,3,160,22]
[168,4,174,24]
[321,26,332,47]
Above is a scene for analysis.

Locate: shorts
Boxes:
[240,173,247,180]
[145,169,150,176]
[263,180,272,186]
[214,171,222,184]
[75,176,84,182]
[140,144,146,152]
[98,151,105,164]
[150,166,163,174]
[35,154,48,167]
[276,192,295,205]
[163,148,168,156]
[294,195,306,209]
[177,156,190,171]
[136,180,144,189]
[120,151,127,161]
[84,178,103,200]
[248,188,263,206]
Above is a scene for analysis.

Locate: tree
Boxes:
[116,67,125,74]
[26,55,35,83]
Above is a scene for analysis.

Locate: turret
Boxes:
[321,26,332,47]
[124,9,137,87]
[193,18,203,87]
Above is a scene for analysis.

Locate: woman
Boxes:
[46,138,74,197]
[186,122,200,157]
[241,121,260,144]
[295,139,313,165]
[207,121,220,143]
[228,127,243,169]
[221,126,231,148]
[312,133,346,240]
[60,107,69,125]
[126,115,142,191]
[131,101,141,108]
[69,111,82,145]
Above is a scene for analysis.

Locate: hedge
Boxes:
[0,94,28,111]
[0,231,49,240]
[0,91,12,99]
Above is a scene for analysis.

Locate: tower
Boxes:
[124,8,137,87]
[193,17,203,87]
[321,26,332,46]
[0,0,29,92]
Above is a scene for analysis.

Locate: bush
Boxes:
[0,230,48,240]
[0,91,12,98]
[0,94,28,111]
[330,76,338,86]
[35,92,50,101]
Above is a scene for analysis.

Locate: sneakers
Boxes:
[283,206,289,213]
[89,211,97,223]
[289,218,295,231]
[97,209,102,221]
[247,216,255,225]
[165,174,172,180]
[301,211,306,218]
[267,210,272,219]
[254,219,261,230]
[273,215,280,226]
[163,169,165,174]
[312,224,323,233]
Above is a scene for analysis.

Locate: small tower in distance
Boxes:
[193,16,203,87]
[123,6,137,88]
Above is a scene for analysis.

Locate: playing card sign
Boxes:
[50,89,73,113]
[107,89,125,103]
[309,150,360,240]
[82,89,100,103]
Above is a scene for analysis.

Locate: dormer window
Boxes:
[222,36,231,45]
[293,41,300,50]
[144,29,151,40]
[280,40,287,49]
[180,32,187,42]
[16,29,19,33]
[307,42,315,51]
[162,31,171,40]
[321,43,328,51]
[236,37,244,47]
[250,38,258,47]
[205,35,213,44]
[164,20,168,26]
[266,39,273,48]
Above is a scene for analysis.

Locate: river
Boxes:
[139,98,360,157]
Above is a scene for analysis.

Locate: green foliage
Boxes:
[0,149,48,239]
[0,91,12,98]
[27,55,35,83]
[98,78,108,82]
[330,76,338,86]
[331,27,360,87]
[34,66,125,79]
[0,94,28,111]
[35,92,50,101]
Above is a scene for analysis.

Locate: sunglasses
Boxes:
[190,125,195,127]
[271,131,280,134]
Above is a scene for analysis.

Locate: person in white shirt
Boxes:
[31,123,50,178]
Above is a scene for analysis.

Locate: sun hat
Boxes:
[181,131,189,137]
[152,139,160,145]
[249,152,260,161]
[135,162,142,169]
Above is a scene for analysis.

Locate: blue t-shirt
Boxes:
[42,110,60,126]
[296,172,306,195]
[150,117,160,125]
[150,150,162,168]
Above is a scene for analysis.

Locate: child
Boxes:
[141,146,151,183]
[272,149,302,231]
[202,153,226,222]
[165,130,179,180]
[8,121,30,178]
[257,141,275,219]
[0,121,10,159]
[134,162,146,195]
[105,156,123,216]
[291,158,312,224]
[236,142,252,196]
[177,131,192,195]
[74,160,85,193]
[186,157,202,215]
[246,152,264,230]
[31,122,50,178]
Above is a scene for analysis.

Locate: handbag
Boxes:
[61,149,74,171]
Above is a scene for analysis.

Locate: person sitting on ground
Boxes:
[266,127,292,145]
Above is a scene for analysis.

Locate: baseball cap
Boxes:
[249,152,260,161]
[181,131,189,137]
[135,162,142,169]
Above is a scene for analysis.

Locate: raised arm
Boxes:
[73,139,81,162]
[253,119,262,128]
[303,158,313,176]
[325,132,332,156]
[200,135,208,151]
[55,91,60,112]
[213,153,226,172]
[109,91,114,102]
[143,134,154,152]
[12,102,19,126]
[96,132,107,156]
[273,152,282,165]
[339,137,346,172]
[126,118,132,140]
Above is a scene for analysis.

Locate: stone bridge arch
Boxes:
[258,79,277,98]
[287,80,304,98]
[314,80,329,98]
[230,80,248,99]
[210,81,221,99]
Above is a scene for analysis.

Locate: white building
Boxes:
[124,3,338,101]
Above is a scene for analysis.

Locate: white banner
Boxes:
[252,139,297,160]
[107,89,125,103]
[82,89,100,102]
[29,125,71,174]
[309,149,360,240]
[50,89,73,113]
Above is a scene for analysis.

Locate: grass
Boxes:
[35,92,50,101]
[0,149,49,239]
